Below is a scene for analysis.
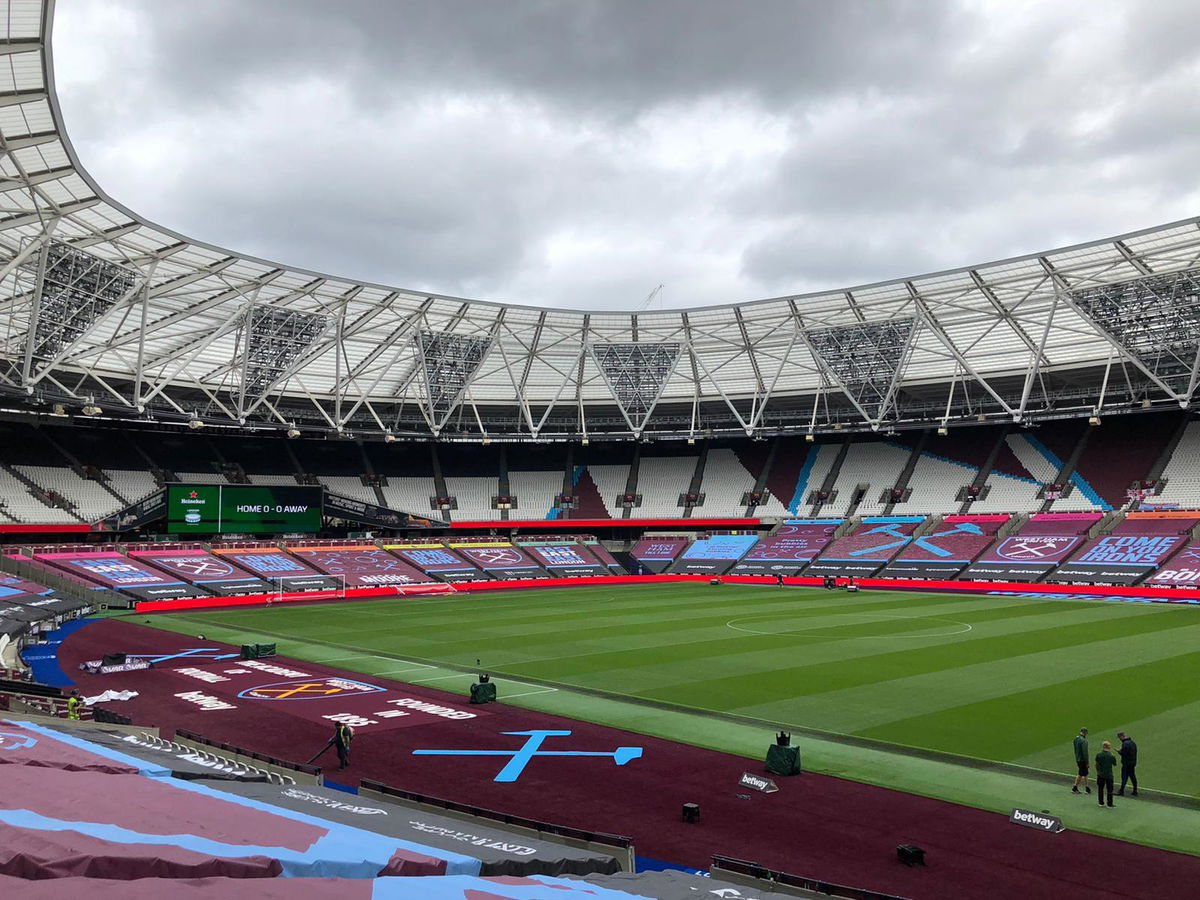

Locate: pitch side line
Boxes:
[502,687,559,700]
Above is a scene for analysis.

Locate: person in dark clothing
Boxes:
[1071,727,1091,794]
[1116,731,1138,796]
[1095,740,1117,807]
[333,722,354,770]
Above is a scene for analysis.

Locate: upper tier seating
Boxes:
[14,466,121,522]
[697,449,757,516]
[0,469,78,523]
[445,475,499,521]
[509,470,561,520]
[635,455,695,518]
[1153,422,1200,510]
[380,477,438,515]
[823,442,909,517]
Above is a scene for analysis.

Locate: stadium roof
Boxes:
[1,0,1199,441]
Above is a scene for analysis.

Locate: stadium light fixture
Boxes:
[581,437,589,446]
[1088,415,1101,426]
[286,426,301,438]
[384,432,398,443]
[937,424,948,435]
[187,418,204,430]
[805,432,815,442]
[81,401,101,416]
[687,436,696,445]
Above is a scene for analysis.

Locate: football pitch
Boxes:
[142,582,1200,801]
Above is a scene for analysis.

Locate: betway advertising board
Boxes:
[451,542,550,580]
[384,544,489,583]
[1046,534,1188,585]
[1148,541,1200,588]
[34,551,211,601]
[729,521,838,576]
[290,545,436,587]
[671,534,759,575]
[963,534,1083,582]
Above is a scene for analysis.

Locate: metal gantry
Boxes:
[805,319,917,427]
[0,0,1199,442]
[590,341,682,434]
[416,330,493,433]
[1067,270,1200,403]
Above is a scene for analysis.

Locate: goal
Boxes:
[270,574,346,603]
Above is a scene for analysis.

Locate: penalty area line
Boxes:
[373,663,436,675]
[409,673,476,683]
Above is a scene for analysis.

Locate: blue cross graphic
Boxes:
[911,521,983,557]
[849,523,914,557]
[125,648,241,664]
[0,732,37,751]
[412,730,643,782]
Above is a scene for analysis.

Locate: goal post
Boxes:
[270,574,346,603]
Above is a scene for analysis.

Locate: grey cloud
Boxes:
[50,1,1200,311]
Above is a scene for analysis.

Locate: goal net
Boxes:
[394,581,458,597]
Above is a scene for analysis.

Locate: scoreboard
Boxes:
[167,484,323,534]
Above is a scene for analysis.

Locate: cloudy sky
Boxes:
[51,1,1200,310]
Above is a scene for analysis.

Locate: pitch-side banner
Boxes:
[730,529,833,576]
[521,544,608,577]
[1047,534,1187,585]
[209,548,342,591]
[453,544,551,580]
[1148,541,1200,587]
[963,534,1083,581]
[631,537,689,574]
[672,534,759,575]
[384,545,490,582]
[34,551,211,600]
[129,549,269,596]
[290,545,436,587]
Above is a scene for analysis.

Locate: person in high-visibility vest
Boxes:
[334,722,354,770]
[66,690,82,721]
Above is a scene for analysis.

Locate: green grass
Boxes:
[133,583,1200,853]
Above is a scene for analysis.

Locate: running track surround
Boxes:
[54,617,1200,900]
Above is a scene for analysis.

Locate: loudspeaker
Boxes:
[682,803,700,823]
[897,844,926,867]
